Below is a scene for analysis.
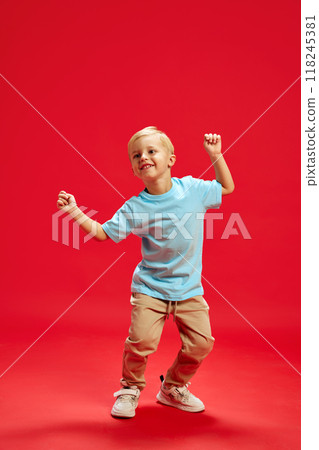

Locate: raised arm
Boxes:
[203,133,235,195]
[57,191,109,241]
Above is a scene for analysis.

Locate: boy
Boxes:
[57,126,234,418]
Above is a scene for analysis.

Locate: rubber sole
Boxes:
[111,409,136,418]
[156,390,205,413]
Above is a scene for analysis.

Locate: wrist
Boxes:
[209,153,223,164]
[68,204,81,219]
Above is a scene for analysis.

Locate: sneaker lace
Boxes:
[174,382,191,400]
[118,393,136,406]
[114,387,139,406]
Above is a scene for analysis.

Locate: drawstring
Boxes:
[166,301,177,322]
[173,301,177,322]
[166,301,171,320]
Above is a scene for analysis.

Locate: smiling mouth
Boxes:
[140,164,154,170]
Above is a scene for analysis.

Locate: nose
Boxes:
[140,152,148,162]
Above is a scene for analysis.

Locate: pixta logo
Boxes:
[199,213,251,239]
[52,206,99,250]
[116,212,251,240]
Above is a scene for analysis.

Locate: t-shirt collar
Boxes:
[139,178,176,200]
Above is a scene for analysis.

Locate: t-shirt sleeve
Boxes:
[101,201,134,243]
[190,177,222,210]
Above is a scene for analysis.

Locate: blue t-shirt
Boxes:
[101,176,222,301]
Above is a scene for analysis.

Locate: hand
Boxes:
[57,190,77,212]
[203,133,222,161]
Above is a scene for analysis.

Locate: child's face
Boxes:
[129,134,176,181]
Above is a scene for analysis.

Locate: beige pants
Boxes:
[121,292,215,391]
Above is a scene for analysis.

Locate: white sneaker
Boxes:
[111,386,140,418]
[156,379,205,412]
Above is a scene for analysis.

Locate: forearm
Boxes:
[210,154,235,195]
[67,205,108,241]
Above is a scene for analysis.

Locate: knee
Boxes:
[124,335,160,357]
[190,336,215,359]
[201,336,215,356]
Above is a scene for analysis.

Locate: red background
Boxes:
[0,1,300,449]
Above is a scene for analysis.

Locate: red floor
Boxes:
[0,296,300,450]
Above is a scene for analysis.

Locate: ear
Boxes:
[168,154,176,168]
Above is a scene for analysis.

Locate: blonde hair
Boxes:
[128,126,174,155]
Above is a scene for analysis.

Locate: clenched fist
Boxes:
[203,133,222,162]
[57,190,77,212]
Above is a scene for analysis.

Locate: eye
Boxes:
[149,149,155,154]
[133,154,140,158]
